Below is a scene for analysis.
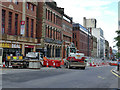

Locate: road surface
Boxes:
[1,66,119,89]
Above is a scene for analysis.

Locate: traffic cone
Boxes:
[3,61,5,68]
[61,59,64,65]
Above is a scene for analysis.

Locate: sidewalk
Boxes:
[112,67,120,76]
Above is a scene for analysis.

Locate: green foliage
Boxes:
[114,30,120,48]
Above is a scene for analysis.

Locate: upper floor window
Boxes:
[14,0,18,5]
[2,10,6,34]
[31,4,34,11]
[27,3,29,9]
[8,0,12,2]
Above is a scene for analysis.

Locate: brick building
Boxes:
[1,1,37,61]
[37,1,64,59]
[62,14,72,58]
[73,23,92,56]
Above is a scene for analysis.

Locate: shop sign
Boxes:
[20,25,25,35]
[0,43,10,48]
[21,21,25,25]
[12,44,21,48]
[25,45,34,48]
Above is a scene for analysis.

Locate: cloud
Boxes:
[55,0,118,47]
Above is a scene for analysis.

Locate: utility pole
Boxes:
[87,28,90,57]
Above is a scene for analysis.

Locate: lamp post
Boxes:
[87,28,90,57]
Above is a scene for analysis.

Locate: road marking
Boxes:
[111,68,120,78]
[98,76,105,79]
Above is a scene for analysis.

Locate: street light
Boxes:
[87,28,90,57]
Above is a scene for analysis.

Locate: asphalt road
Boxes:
[1,66,119,89]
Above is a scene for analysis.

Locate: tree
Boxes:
[114,30,120,58]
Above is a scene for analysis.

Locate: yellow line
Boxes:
[111,68,120,78]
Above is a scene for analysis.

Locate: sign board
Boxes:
[20,25,25,35]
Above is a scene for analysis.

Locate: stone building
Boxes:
[91,36,97,58]
[105,40,109,59]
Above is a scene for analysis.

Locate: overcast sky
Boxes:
[55,0,118,49]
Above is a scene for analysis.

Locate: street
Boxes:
[1,66,119,88]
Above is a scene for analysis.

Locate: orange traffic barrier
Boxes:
[61,59,64,65]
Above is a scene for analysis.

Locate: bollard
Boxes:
[117,64,119,71]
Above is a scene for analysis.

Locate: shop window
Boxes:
[8,12,12,35]
[15,14,18,35]
[2,9,5,34]
[47,46,51,58]
[26,17,29,37]
[31,19,34,38]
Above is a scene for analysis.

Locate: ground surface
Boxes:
[1,66,119,89]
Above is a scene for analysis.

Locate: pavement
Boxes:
[1,66,118,89]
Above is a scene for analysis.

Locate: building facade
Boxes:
[73,23,92,56]
[91,28,105,58]
[105,40,109,59]
[37,2,64,59]
[91,36,97,58]
[1,1,37,61]
[62,14,72,58]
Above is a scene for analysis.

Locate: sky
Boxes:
[55,0,119,50]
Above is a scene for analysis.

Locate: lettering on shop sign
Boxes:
[12,44,21,48]
[0,43,10,48]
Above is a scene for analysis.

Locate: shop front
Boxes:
[0,43,22,62]
[25,45,34,56]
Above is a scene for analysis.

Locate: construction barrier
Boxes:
[43,57,61,68]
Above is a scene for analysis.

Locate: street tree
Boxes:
[114,30,120,58]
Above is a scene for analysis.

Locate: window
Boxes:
[54,13,55,23]
[76,41,77,47]
[14,0,18,5]
[2,10,5,34]
[8,12,12,35]
[8,0,12,2]
[73,33,74,38]
[75,33,76,38]
[48,10,50,20]
[53,29,55,39]
[31,19,34,38]
[26,17,29,37]
[51,12,52,21]
[56,31,57,40]
[48,26,49,37]
[27,3,29,9]
[15,14,18,35]
[46,9,47,19]
[31,4,34,11]
[45,25,48,37]
[50,27,52,38]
